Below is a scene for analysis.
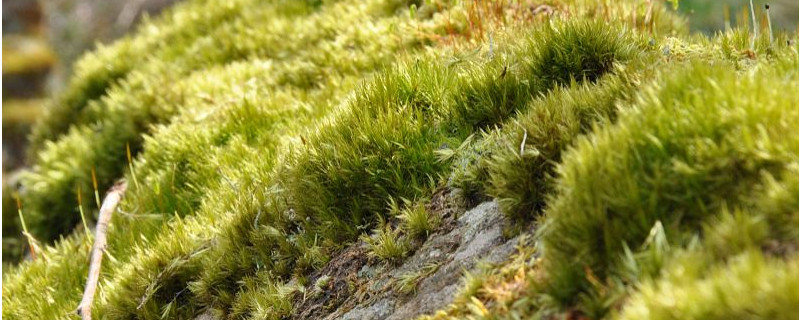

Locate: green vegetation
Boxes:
[395,262,442,295]
[536,56,798,317]
[618,251,799,320]
[2,232,90,319]
[423,31,798,320]
[18,0,432,243]
[398,199,441,239]
[485,72,639,220]
[364,225,413,264]
[3,0,797,319]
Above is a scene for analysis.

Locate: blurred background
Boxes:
[3,0,179,173]
[678,0,797,33]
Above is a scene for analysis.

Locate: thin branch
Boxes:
[77,181,128,320]
[519,129,528,156]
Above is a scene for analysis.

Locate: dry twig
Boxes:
[77,181,128,319]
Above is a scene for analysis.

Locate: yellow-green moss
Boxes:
[3,1,797,320]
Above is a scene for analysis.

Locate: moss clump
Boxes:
[446,21,646,213]
[449,52,538,129]
[1,233,90,320]
[536,58,798,316]
[363,225,413,263]
[17,0,431,244]
[486,71,638,220]
[284,87,450,242]
[6,0,459,317]
[415,29,798,320]
[529,20,643,87]
[28,0,308,151]
[398,199,441,239]
[445,131,499,207]
[618,252,799,320]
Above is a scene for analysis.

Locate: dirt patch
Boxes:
[426,187,460,229]
[291,245,369,320]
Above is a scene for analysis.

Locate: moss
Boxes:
[536,57,798,316]
[445,131,500,207]
[618,252,799,320]
[18,0,432,243]
[414,30,798,320]
[4,0,797,319]
[398,198,441,239]
[363,225,412,263]
[486,70,639,220]
[528,20,644,87]
[29,0,273,151]
[6,0,460,317]
[449,52,538,129]
[1,233,91,320]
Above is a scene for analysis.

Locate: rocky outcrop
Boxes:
[292,197,521,320]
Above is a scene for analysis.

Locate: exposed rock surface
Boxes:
[290,196,519,320]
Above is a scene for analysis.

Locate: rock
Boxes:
[194,309,218,320]
[306,198,522,320]
[338,298,395,320]
[386,201,518,320]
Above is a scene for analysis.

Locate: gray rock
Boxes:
[309,199,524,320]
[326,202,517,320]
[338,298,395,320]
[386,201,518,320]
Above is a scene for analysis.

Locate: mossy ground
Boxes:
[3,0,797,319]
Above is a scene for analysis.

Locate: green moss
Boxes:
[413,38,797,320]
[229,274,300,320]
[18,0,431,244]
[449,52,538,129]
[398,198,441,239]
[618,252,799,320]
[29,0,255,151]
[1,233,90,320]
[536,57,797,316]
[364,224,412,263]
[4,0,797,319]
[6,0,459,317]
[528,20,643,87]
[486,71,638,220]
[444,20,649,218]
[445,131,499,206]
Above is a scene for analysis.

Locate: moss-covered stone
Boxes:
[3,1,797,320]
